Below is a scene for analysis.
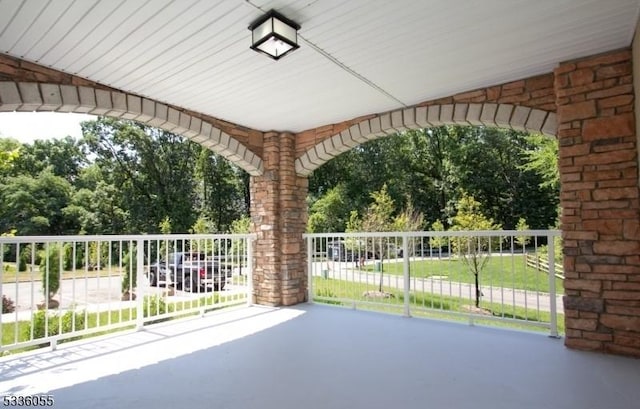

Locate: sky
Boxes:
[0,112,95,144]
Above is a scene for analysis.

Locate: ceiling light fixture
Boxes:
[249,9,300,60]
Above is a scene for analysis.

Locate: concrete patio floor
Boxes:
[1,304,638,409]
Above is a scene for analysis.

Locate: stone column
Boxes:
[250,132,308,306]
[555,48,640,358]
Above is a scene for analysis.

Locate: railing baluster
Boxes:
[136,239,144,331]
[402,233,410,317]
[307,236,313,304]
[548,233,559,338]
[247,235,254,306]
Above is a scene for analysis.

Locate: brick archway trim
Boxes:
[294,103,556,176]
[0,81,264,176]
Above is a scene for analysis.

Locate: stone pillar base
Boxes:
[250,132,308,306]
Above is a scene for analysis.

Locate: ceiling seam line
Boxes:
[39,0,103,63]
[241,0,408,108]
[298,35,409,108]
[0,0,26,39]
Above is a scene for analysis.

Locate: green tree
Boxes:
[515,217,531,248]
[521,133,561,227]
[307,184,349,232]
[12,136,85,182]
[122,245,137,298]
[159,216,173,257]
[450,194,501,307]
[195,148,247,232]
[351,185,396,292]
[66,181,128,234]
[230,215,251,234]
[189,216,217,253]
[0,167,77,235]
[81,117,200,233]
[40,243,62,306]
[345,210,361,233]
[521,134,559,191]
[0,139,20,177]
[429,219,447,258]
[392,201,424,256]
[404,127,459,224]
[309,125,558,231]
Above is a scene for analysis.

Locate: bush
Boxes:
[63,243,73,271]
[27,310,86,340]
[2,295,15,313]
[39,244,61,300]
[122,248,137,294]
[19,244,41,272]
[18,245,32,272]
[62,243,85,271]
[198,293,220,307]
[143,295,170,318]
[142,295,176,325]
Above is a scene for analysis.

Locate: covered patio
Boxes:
[0,7,639,404]
[1,305,638,409]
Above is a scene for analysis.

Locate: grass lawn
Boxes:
[361,255,564,294]
[313,277,564,335]
[1,292,245,354]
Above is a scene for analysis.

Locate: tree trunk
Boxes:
[474,272,480,307]
[378,257,384,292]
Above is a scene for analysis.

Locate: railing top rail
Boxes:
[0,233,258,244]
[303,230,560,239]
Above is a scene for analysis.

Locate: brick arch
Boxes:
[295,103,557,176]
[0,81,264,176]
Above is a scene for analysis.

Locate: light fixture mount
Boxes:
[249,9,300,60]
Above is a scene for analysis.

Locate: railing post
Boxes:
[403,234,410,317]
[246,235,254,306]
[547,233,559,338]
[307,235,314,304]
[135,239,144,331]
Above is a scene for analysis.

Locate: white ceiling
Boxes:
[0,0,639,133]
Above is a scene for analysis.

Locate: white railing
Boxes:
[304,230,562,336]
[0,234,254,353]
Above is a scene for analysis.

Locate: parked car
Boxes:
[327,240,357,261]
[327,240,404,261]
[386,243,403,258]
[147,252,229,292]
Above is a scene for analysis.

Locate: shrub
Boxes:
[18,244,39,272]
[122,248,137,294]
[27,310,86,340]
[62,242,85,271]
[39,243,61,300]
[87,241,111,270]
[18,245,32,272]
[142,295,176,325]
[198,293,220,307]
[63,243,73,271]
[143,295,169,318]
[2,295,15,313]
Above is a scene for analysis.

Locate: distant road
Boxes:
[310,260,563,314]
[1,271,245,315]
